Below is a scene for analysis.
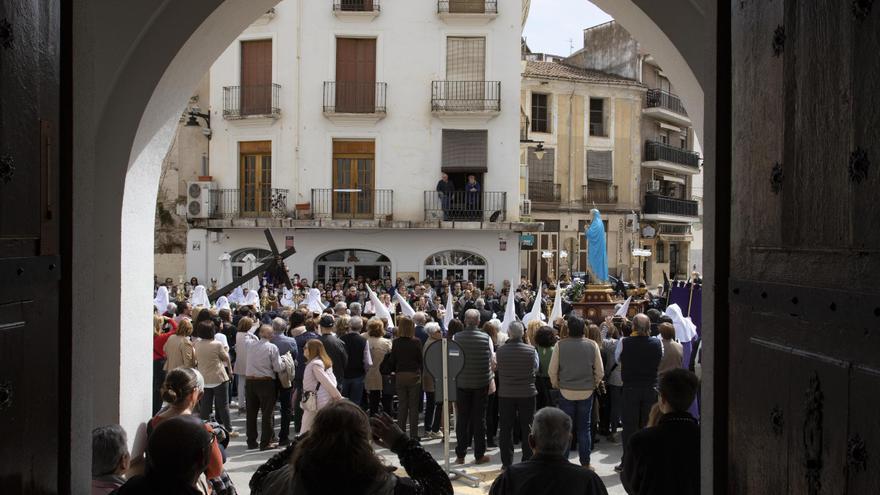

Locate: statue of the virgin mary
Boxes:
[585,208,609,283]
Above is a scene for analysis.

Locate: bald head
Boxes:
[633,313,651,335]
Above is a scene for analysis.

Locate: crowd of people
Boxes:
[92,274,701,495]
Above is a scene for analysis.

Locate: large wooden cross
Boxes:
[208,229,296,302]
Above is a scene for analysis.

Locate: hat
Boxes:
[319,314,335,328]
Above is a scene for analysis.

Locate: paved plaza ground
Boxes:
[224,408,627,494]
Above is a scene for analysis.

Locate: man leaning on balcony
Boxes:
[436,173,455,221]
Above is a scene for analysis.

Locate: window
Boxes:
[240,39,273,115]
[587,150,613,181]
[446,37,486,81]
[528,146,556,202]
[589,98,606,136]
[424,250,487,289]
[335,38,377,113]
[239,141,272,216]
[442,130,488,173]
[531,93,549,133]
[680,129,688,149]
[332,141,375,219]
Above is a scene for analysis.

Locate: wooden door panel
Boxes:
[846,367,880,493]
[240,39,272,115]
[335,38,376,113]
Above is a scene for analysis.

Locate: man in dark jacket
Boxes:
[452,309,493,465]
[475,298,494,326]
[436,173,455,220]
[412,312,429,345]
[318,314,348,388]
[621,369,700,495]
[489,407,608,495]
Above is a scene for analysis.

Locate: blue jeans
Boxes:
[341,375,366,406]
[559,395,593,465]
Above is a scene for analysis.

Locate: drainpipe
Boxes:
[568,86,575,207]
[295,0,303,205]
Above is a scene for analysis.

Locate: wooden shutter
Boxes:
[336,38,377,113]
[446,37,485,80]
[442,130,488,172]
[449,0,486,14]
[587,150,613,181]
[240,39,272,115]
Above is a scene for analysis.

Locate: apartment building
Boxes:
[184,0,536,289]
[519,59,645,285]
[568,21,703,284]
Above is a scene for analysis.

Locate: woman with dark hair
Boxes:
[250,402,453,495]
[446,319,464,339]
[384,315,422,439]
[534,325,558,410]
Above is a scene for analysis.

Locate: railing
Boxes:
[646,88,688,116]
[323,82,387,114]
[424,190,507,222]
[528,182,560,202]
[658,223,693,235]
[223,84,281,119]
[645,140,701,168]
[438,0,498,14]
[589,122,607,137]
[431,81,501,112]
[643,195,699,217]
[311,188,393,220]
[582,183,618,204]
[210,188,289,218]
[333,0,380,12]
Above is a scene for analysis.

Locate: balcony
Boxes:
[589,122,608,137]
[333,0,380,20]
[528,181,560,203]
[642,194,699,222]
[658,223,693,236]
[323,81,387,124]
[209,188,289,219]
[431,81,501,120]
[437,0,498,23]
[311,188,393,221]
[643,89,691,126]
[642,140,701,174]
[424,190,507,222]
[582,183,618,204]
[222,84,281,119]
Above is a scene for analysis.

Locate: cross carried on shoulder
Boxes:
[208,229,296,302]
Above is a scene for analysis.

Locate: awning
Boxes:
[662,174,687,184]
[658,122,682,132]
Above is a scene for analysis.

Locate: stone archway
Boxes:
[71,0,716,491]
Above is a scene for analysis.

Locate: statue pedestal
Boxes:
[571,284,647,324]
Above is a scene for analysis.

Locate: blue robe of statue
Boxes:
[586,209,609,282]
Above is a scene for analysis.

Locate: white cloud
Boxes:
[523,0,613,57]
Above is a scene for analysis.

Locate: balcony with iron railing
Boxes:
[431,81,501,114]
[528,181,560,203]
[424,190,506,222]
[582,183,618,204]
[643,88,691,126]
[437,0,498,15]
[589,122,607,137]
[642,194,699,219]
[644,140,701,172]
[323,82,387,122]
[332,0,380,13]
[311,188,393,221]
[222,84,281,119]
[210,188,289,219]
[658,223,693,236]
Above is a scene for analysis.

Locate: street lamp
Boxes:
[534,142,546,160]
[185,105,212,139]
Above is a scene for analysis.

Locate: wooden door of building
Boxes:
[332,141,375,219]
[240,39,272,116]
[728,2,880,493]
[335,38,376,113]
[239,141,272,216]
[0,0,64,492]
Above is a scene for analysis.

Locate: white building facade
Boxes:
[186,0,537,289]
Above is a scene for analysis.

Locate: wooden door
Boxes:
[0,0,63,492]
[239,141,272,216]
[335,38,376,113]
[332,141,375,219]
[728,2,880,493]
[240,39,272,115]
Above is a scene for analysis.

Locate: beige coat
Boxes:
[164,334,195,371]
[365,336,392,391]
[194,339,230,385]
[658,338,684,375]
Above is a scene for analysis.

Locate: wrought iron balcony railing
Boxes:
[643,194,699,217]
[222,84,281,119]
[311,188,393,220]
[210,188,289,218]
[323,82,387,114]
[528,181,560,203]
[431,81,501,112]
[658,223,693,235]
[646,88,688,116]
[424,190,506,222]
[438,0,498,14]
[645,140,701,169]
[333,0,380,12]
[589,122,607,137]
[582,183,618,204]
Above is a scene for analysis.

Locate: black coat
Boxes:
[621,412,700,495]
[489,453,608,495]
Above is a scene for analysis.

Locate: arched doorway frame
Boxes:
[72,1,719,492]
[313,249,393,285]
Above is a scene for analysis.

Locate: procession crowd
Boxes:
[91,275,701,495]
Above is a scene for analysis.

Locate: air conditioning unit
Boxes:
[647,180,661,192]
[186,181,215,219]
[520,199,532,217]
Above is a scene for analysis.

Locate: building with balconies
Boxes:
[184,0,535,289]
[568,21,704,284]
[519,57,645,285]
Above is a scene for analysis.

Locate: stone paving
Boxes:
[223,408,627,494]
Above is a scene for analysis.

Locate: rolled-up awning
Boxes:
[442,129,488,173]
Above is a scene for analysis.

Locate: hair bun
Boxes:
[161,387,178,404]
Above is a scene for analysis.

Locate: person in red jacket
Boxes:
[153,312,176,414]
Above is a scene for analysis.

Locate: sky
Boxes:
[522,0,613,57]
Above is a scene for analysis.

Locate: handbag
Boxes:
[300,367,322,412]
